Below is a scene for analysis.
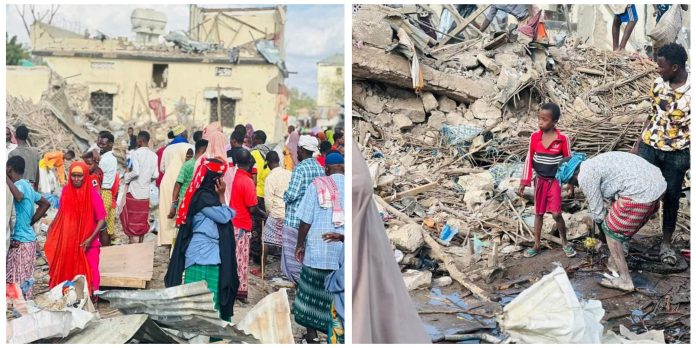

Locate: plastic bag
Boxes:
[648,6,683,47]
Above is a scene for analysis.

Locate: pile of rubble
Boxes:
[353,4,690,343]
[7,70,195,165]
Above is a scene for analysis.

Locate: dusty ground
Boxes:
[412,224,690,344]
[28,208,318,343]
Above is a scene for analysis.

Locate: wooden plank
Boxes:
[389,181,439,201]
[99,242,155,288]
[100,277,147,289]
[436,5,490,48]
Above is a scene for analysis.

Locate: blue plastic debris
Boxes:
[372,150,384,158]
[439,223,459,244]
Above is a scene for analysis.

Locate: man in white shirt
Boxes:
[98,132,119,244]
[121,131,159,244]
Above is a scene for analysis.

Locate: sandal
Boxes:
[524,248,539,258]
[660,245,677,266]
[599,277,635,292]
[563,245,577,258]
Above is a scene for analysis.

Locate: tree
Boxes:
[15,5,61,39]
[6,34,30,66]
[287,87,316,116]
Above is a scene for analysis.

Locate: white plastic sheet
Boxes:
[499,267,605,343]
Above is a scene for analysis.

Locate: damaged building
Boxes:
[7,5,289,142]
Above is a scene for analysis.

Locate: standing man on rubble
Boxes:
[633,43,690,266]
[121,131,159,244]
[9,125,41,191]
[98,132,120,245]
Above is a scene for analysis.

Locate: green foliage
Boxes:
[6,34,29,66]
[287,87,316,116]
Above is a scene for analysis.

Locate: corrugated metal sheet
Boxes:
[237,288,294,344]
[97,281,258,343]
[61,314,182,344]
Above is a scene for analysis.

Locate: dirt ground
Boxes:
[413,223,690,344]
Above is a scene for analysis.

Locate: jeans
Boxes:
[637,142,690,235]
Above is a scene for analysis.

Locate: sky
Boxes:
[5,4,344,98]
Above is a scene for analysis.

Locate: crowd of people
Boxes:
[6,120,346,343]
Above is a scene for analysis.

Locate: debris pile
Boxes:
[353,4,690,344]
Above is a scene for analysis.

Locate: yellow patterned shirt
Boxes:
[642,75,690,151]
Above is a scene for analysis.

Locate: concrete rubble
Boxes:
[353,4,690,344]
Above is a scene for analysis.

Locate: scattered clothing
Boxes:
[578,152,667,223]
[642,74,690,152]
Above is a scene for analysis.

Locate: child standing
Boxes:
[517,103,575,258]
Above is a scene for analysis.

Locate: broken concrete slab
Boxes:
[387,223,425,253]
[494,53,520,68]
[362,94,387,114]
[470,99,502,120]
[445,111,466,125]
[477,54,501,75]
[386,96,426,123]
[427,111,447,130]
[421,92,439,112]
[458,171,495,192]
[393,113,414,130]
[353,46,497,103]
[402,269,432,291]
[437,95,457,113]
[352,5,394,47]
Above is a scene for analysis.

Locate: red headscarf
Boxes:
[44,162,97,293]
[176,157,229,226]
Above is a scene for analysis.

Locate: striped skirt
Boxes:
[281,225,302,283]
[262,215,284,246]
[184,264,226,321]
[293,266,333,333]
[6,240,37,299]
[601,197,660,243]
[235,228,250,300]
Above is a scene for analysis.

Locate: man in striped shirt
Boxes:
[518,103,573,258]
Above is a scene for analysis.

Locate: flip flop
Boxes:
[524,248,539,258]
[563,245,577,258]
[660,246,677,266]
[599,277,635,292]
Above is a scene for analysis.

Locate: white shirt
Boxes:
[99,151,118,190]
[125,147,159,200]
[264,167,292,219]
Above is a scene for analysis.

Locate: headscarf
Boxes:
[45,162,98,294]
[556,152,587,184]
[166,158,239,320]
[198,122,236,204]
[318,131,327,142]
[287,129,300,165]
[299,135,319,153]
[245,124,254,143]
[176,157,229,226]
[326,152,345,165]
